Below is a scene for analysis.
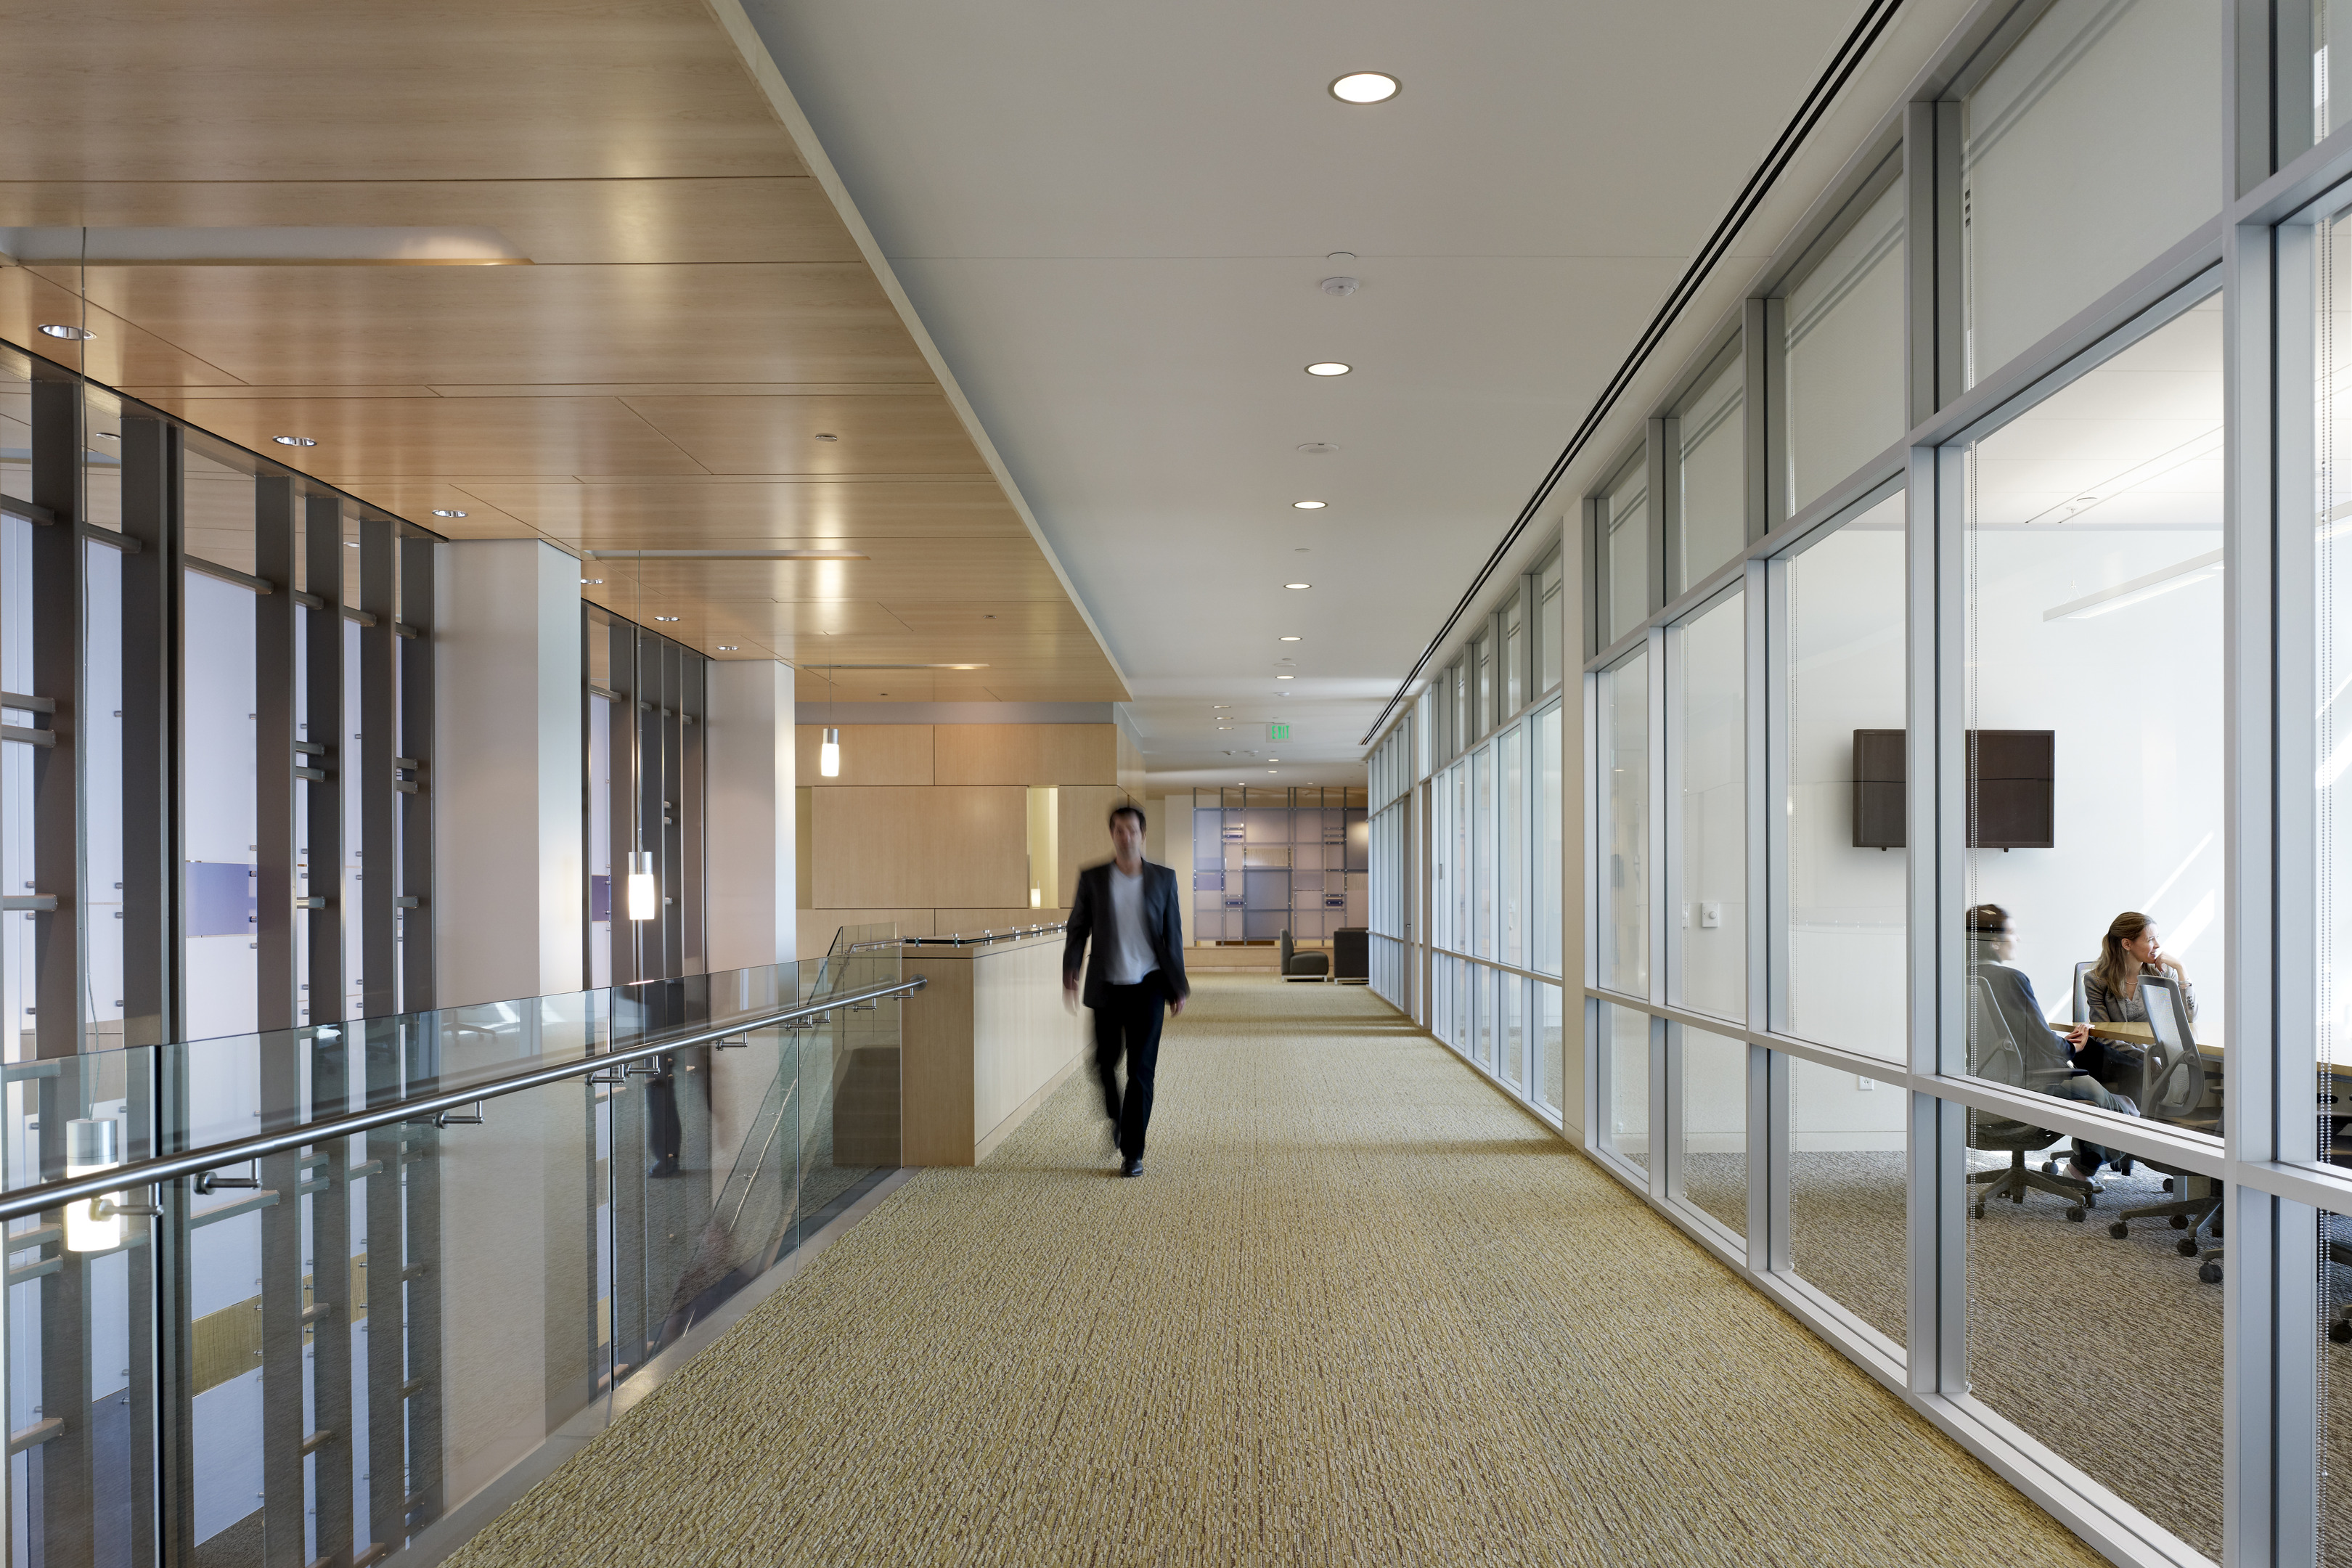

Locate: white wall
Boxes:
[1969,526,2226,1023]
[433,539,584,1008]
[704,659,796,971]
[1155,795,1195,942]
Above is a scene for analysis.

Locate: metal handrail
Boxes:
[855,923,1068,951]
[0,974,928,1225]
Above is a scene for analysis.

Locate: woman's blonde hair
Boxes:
[2091,911,2179,1005]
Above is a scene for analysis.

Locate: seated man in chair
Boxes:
[1967,904,2141,1183]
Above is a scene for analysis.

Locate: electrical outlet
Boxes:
[1856,1075,1874,1090]
[1702,902,1723,928]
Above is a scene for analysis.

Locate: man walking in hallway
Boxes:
[1063,803,1189,1177]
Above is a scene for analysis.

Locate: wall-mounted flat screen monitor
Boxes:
[1851,729,2054,849]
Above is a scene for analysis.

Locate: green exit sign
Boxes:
[1268,722,1291,742]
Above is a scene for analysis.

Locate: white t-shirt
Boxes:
[1105,864,1153,986]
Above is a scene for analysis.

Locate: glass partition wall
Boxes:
[1360,4,2352,1561]
[1372,550,1569,1125]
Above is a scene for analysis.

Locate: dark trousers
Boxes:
[1093,976,1167,1160]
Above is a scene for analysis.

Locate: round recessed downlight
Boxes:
[1276,675,1294,680]
[1329,72,1400,104]
[716,645,740,650]
[654,616,680,622]
[1285,582,1311,590]
[1280,635,1302,642]
[273,436,317,447]
[1296,442,1340,455]
[1292,500,1325,510]
[38,324,92,340]
[814,433,839,441]
[1305,362,1351,377]
[431,508,467,518]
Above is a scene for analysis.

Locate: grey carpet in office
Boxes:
[448,977,2111,1568]
[1688,1144,2352,1564]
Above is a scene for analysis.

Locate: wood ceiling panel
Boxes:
[0,179,862,266]
[877,600,1096,634]
[0,0,1128,705]
[51,264,929,387]
[129,394,709,478]
[0,1,804,182]
[451,478,1029,541]
[0,265,244,389]
[618,394,989,476]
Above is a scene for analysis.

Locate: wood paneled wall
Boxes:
[795,722,1127,955]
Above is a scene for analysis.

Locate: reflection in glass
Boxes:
[1537,983,1564,1116]
[2319,206,2352,1160]
[1969,1113,2219,1559]
[1783,494,1906,1059]
[2317,1208,2352,1567]
[1606,461,1650,645]
[1964,298,2223,1162]
[1677,351,1745,592]
[1785,179,1903,514]
[1961,0,2222,385]
[1604,1003,1651,1172]
[1669,590,1744,1020]
[1498,972,1524,1092]
[1535,703,1563,976]
[1785,1055,1906,1348]
[1500,723,1524,971]
[1473,743,1494,960]
[1599,651,1650,997]
[1678,1026,1747,1240]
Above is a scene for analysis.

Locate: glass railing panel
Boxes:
[0,955,920,1567]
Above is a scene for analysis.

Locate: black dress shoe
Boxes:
[1120,1157,1144,1178]
[648,1156,681,1180]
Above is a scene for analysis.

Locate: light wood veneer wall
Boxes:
[793,721,1132,957]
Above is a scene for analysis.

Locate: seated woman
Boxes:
[2084,910,2194,1026]
[1967,904,2141,1181]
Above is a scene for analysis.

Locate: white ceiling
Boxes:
[737,0,1977,786]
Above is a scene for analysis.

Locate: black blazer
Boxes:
[1063,860,1189,1009]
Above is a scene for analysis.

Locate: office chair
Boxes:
[1966,976,2100,1220]
[2073,961,2094,1024]
[1278,928,1328,981]
[2106,975,2224,1280]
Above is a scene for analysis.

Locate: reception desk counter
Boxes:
[901,929,1090,1166]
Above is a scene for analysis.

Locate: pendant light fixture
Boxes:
[820,663,841,777]
[627,551,658,921]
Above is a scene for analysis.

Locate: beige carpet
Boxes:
[446,976,2104,1568]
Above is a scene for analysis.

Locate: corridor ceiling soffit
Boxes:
[0,0,1127,702]
[735,0,1983,779]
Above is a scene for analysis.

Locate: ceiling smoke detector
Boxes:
[1320,277,1359,297]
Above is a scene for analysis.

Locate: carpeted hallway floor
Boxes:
[446,976,2103,1568]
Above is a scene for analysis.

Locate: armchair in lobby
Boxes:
[1278,928,1329,981]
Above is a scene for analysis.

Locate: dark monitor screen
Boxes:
[1851,729,2053,849]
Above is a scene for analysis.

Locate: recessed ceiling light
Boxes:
[581,578,604,585]
[431,508,467,518]
[1329,72,1400,104]
[38,324,92,340]
[95,431,117,440]
[716,645,740,650]
[1292,501,1326,510]
[273,436,316,447]
[654,616,680,622]
[1296,442,1340,456]
[814,433,839,441]
[1304,362,1350,377]
[1280,636,1302,642]
[1276,675,1295,680]
[344,540,359,549]
[1285,582,1311,589]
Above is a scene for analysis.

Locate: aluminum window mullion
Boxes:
[255,476,298,1033]
[2239,203,2305,1565]
[303,492,346,1023]
[358,516,397,1020]
[399,531,436,1010]
[118,414,181,1048]
[1914,439,1964,1397]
